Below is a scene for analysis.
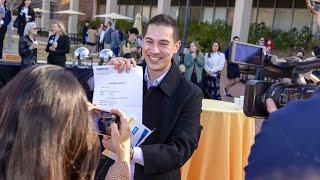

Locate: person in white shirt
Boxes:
[203,41,225,100]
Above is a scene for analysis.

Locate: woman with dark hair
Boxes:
[18,22,38,69]
[16,0,35,37]
[0,0,11,60]
[203,41,225,100]
[46,21,70,67]
[184,41,205,88]
[0,65,131,180]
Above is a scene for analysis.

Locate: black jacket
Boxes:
[16,6,35,36]
[18,36,37,69]
[0,7,12,28]
[46,34,70,64]
[97,62,203,180]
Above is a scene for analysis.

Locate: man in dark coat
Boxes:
[96,14,203,180]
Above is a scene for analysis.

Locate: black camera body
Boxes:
[93,109,120,136]
[244,80,317,118]
[229,41,320,118]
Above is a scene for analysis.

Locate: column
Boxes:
[41,0,50,31]
[93,0,98,16]
[157,0,172,15]
[105,0,118,14]
[68,0,79,34]
[105,0,118,23]
[231,0,253,42]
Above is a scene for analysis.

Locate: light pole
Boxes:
[180,0,190,64]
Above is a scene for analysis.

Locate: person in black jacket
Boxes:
[16,0,35,37]
[98,14,203,180]
[0,0,11,60]
[46,21,70,67]
[18,22,38,69]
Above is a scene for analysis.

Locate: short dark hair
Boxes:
[129,28,139,35]
[144,14,179,42]
[233,36,240,40]
[107,21,112,26]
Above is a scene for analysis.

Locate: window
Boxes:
[312,15,318,34]
[134,5,142,17]
[119,5,127,16]
[49,2,59,19]
[142,5,151,20]
[214,7,227,21]
[150,6,157,19]
[292,9,312,31]
[170,6,179,20]
[127,5,134,17]
[273,8,293,31]
[227,7,234,25]
[257,8,274,27]
[202,7,214,23]
[251,8,258,23]
[190,6,201,22]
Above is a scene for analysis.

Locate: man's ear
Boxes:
[173,40,181,53]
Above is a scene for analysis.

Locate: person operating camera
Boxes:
[245,3,320,179]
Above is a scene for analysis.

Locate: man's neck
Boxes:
[147,63,171,82]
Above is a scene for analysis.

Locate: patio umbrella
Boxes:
[33,8,50,13]
[94,12,133,21]
[133,12,142,35]
[54,9,85,16]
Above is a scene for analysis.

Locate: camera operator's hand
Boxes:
[102,109,131,162]
[108,57,137,73]
[266,98,277,113]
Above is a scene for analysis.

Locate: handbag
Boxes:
[13,17,19,28]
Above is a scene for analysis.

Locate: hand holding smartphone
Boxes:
[92,108,121,136]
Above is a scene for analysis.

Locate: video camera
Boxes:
[230,41,320,118]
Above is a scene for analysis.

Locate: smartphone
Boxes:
[92,109,120,136]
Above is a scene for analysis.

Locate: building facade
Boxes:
[39,0,318,36]
[95,0,317,34]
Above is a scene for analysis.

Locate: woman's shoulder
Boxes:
[61,34,70,39]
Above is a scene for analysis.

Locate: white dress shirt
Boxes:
[204,52,225,74]
[99,30,106,43]
[130,65,171,180]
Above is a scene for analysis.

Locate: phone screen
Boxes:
[92,109,119,136]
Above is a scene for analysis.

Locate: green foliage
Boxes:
[248,23,314,51]
[181,20,232,53]
[90,19,103,29]
[116,20,134,34]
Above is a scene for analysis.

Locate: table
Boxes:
[181,99,255,180]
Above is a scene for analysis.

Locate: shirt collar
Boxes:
[144,65,171,89]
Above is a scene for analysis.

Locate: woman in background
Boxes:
[16,0,35,37]
[46,21,70,67]
[0,65,131,180]
[18,22,38,69]
[184,41,205,88]
[203,41,225,100]
[86,25,98,53]
[0,0,12,60]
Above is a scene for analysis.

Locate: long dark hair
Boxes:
[19,0,32,8]
[0,65,100,180]
[208,40,221,58]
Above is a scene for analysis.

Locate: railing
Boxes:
[68,33,82,45]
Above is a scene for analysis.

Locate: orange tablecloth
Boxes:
[181,99,255,180]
